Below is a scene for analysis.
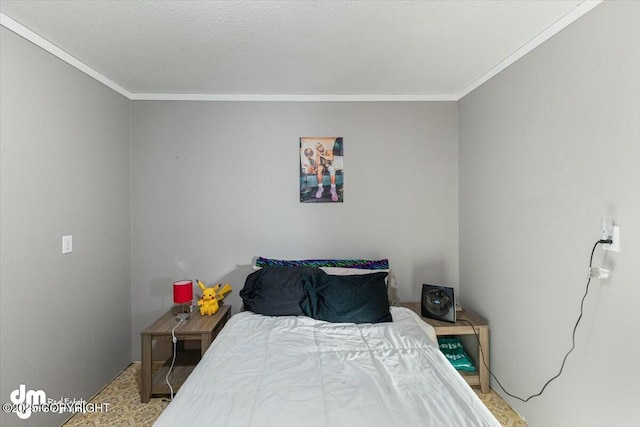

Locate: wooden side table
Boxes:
[140,304,231,403]
[402,301,490,393]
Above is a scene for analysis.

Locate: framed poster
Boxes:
[299,137,343,203]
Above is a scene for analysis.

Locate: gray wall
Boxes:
[130,101,459,359]
[3,2,638,426]
[0,28,132,426]
[459,2,639,426]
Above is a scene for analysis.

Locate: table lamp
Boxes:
[173,280,193,321]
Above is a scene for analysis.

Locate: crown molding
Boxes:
[456,0,603,100]
[129,93,458,102]
[2,1,603,102]
[1,13,132,99]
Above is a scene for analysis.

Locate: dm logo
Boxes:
[10,384,46,419]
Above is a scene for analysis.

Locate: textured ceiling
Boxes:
[0,1,598,99]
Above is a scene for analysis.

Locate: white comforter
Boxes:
[154,307,500,427]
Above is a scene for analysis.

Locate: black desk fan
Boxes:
[421,284,456,323]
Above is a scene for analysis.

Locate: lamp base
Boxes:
[175,312,190,322]
[174,303,192,321]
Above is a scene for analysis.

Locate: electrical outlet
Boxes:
[603,225,620,252]
[601,217,614,241]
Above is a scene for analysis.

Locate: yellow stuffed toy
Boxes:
[197,279,232,316]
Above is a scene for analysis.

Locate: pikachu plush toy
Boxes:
[197,280,232,316]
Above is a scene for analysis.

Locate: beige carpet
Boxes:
[64,363,527,426]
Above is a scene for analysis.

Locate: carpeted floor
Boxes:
[64,363,527,426]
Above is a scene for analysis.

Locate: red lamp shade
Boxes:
[173,280,193,304]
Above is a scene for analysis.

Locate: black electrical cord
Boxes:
[462,239,611,402]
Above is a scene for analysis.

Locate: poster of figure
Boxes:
[299,137,343,203]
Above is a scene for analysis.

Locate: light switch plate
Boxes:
[62,235,72,254]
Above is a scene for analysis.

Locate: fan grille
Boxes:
[423,289,452,316]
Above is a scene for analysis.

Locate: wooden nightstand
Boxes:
[402,302,490,393]
[140,304,231,402]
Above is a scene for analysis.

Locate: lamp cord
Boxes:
[165,318,185,401]
[462,239,607,402]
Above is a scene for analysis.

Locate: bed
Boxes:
[153,259,500,427]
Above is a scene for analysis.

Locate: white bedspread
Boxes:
[154,307,500,427]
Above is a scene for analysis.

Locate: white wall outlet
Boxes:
[62,235,72,254]
[601,217,614,241]
[603,225,620,252]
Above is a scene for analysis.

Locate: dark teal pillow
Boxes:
[299,272,391,324]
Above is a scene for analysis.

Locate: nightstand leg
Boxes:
[141,335,152,403]
[478,326,490,393]
[201,334,212,357]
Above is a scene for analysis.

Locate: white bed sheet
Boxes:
[154,307,500,427]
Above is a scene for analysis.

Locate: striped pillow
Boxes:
[255,257,389,270]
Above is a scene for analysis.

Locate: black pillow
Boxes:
[240,266,326,316]
[299,272,391,324]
